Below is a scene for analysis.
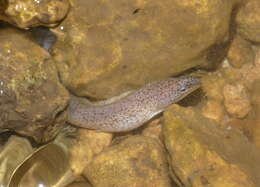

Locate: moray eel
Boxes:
[68,76,200,132]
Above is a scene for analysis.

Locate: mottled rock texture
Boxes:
[227,35,254,68]
[163,105,260,187]
[201,47,260,140]
[223,83,251,118]
[53,0,240,98]
[69,129,112,176]
[249,79,260,148]
[83,135,172,187]
[0,27,69,142]
[0,0,70,28]
[236,0,260,42]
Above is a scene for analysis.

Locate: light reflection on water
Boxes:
[38,183,45,187]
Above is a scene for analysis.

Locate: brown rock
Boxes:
[250,79,260,148]
[0,0,70,28]
[0,27,69,142]
[235,49,260,89]
[201,74,226,101]
[53,0,240,99]
[202,99,225,122]
[227,35,254,68]
[251,79,260,109]
[69,129,113,176]
[83,135,171,187]
[141,118,163,143]
[236,0,260,42]
[163,104,260,186]
[222,47,260,91]
[223,83,252,118]
[221,63,239,79]
[200,46,260,138]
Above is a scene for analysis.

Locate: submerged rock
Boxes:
[141,118,163,144]
[0,27,69,142]
[236,0,260,42]
[202,99,225,122]
[163,105,260,186]
[250,80,260,148]
[227,35,254,68]
[53,0,240,98]
[83,135,172,187]
[201,46,260,139]
[0,0,70,28]
[223,83,252,118]
[69,129,113,176]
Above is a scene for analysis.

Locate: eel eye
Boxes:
[180,87,187,92]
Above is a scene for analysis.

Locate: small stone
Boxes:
[141,118,163,143]
[83,135,171,187]
[227,35,254,68]
[202,75,226,101]
[223,83,252,118]
[202,99,225,122]
[69,129,112,176]
[0,0,70,28]
[236,0,260,42]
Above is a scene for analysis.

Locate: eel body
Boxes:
[68,76,200,132]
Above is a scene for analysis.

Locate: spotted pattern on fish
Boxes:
[68,76,200,132]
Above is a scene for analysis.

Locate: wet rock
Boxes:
[238,47,260,87]
[201,47,260,139]
[0,136,33,186]
[201,72,232,124]
[223,83,252,118]
[0,0,70,28]
[202,74,226,101]
[251,79,260,115]
[250,80,260,148]
[83,135,171,187]
[163,105,260,186]
[202,99,224,122]
[227,35,254,68]
[53,0,240,98]
[0,27,69,142]
[69,129,112,176]
[236,0,260,42]
[141,118,163,143]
